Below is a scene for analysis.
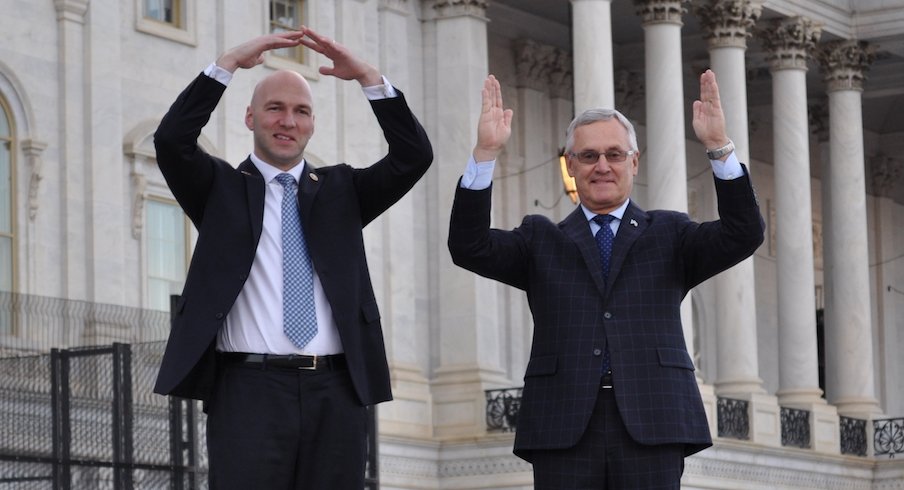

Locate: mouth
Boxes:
[273,133,295,143]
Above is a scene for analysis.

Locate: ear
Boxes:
[565,154,577,177]
[630,152,640,176]
[244,106,254,130]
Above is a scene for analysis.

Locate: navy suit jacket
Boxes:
[152,73,432,405]
[448,169,764,460]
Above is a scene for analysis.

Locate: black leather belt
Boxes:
[601,371,613,389]
[218,352,347,371]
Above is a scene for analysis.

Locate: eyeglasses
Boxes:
[569,149,638,165]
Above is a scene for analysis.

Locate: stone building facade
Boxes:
[1,0,902,488]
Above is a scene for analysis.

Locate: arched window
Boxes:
[0,97,13,293]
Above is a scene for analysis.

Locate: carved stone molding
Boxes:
[426,0,487,20]
[613,69,644,118]
[514,39,557,92]
[870,154,903,197]
[548,49,573,100]
[53,0,89,22]
[758,17,822,72]
[21,139,47,221]
[817,40,876,92]
[808,98,829,142]
[130,161,148,240]
[694,0,763,49]
[635,0,688,26]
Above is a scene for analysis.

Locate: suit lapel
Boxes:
[238,159,265,242]
[298,162,321,226]
[608,202,649,292]
[562,207,608,298]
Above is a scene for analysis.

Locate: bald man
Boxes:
[153,30,432,489]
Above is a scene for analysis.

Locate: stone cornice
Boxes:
[635,0,688,26]
[758,17,823,72]
[694,0,763,49]
[817,40,877,92]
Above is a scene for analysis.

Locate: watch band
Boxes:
[706,139,734,160]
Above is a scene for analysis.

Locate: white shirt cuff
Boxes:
[361,76,398,100]
[711,152,743,180]
[461,155,495,190]
[203,63,234,86]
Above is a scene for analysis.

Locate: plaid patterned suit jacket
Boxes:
[448,167,764,461]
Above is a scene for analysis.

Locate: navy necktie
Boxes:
[593,214,615,374]
[275,173,318,348]
[593,214,615,283]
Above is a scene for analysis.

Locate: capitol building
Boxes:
[0,0,902,488]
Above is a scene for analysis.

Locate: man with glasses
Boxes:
[448,72,764,488]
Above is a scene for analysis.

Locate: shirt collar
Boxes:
[580,199,630,223]
[249,153,306,184]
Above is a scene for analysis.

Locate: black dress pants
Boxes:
[531,386,685,489]
[206,360,367,489]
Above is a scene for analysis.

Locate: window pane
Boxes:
[0,237,11,292]
[146,200,186,311]
[269,0,305,62]
[145,0,178,25]
[0,106,8,136]
[0,141,9,234]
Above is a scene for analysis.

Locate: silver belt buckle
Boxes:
[299,354,318,370]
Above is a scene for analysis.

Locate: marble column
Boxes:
[760,16,823,405]
[635,0,696,381]
[816,40,882,419]
[423,0,508,440]
[696,0,780,446]
[571,0,615,111]
[760,17,839,453]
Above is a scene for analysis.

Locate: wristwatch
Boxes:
[706,139,734,160]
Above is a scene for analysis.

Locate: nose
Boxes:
[279,111,296,128]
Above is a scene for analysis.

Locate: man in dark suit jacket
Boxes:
[448,73,763,488]
[152,29,432,489]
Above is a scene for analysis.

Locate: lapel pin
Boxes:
[241,170,252,176]
[630,219,638,227]
[309,172,319,182]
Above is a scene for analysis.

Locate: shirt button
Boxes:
[593,348,602,356]
[603,312,612,319]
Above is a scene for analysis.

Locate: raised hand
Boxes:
[692,69,730,152]
[216,31,306,73]
[473,75,514,162]
[299,27,382,87]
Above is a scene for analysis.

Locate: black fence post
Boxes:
[50,348,71,490]
[112,343,134,490]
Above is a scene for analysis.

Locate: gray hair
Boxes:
[564,108,638,153]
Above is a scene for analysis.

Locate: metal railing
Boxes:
[484,386,902,458]
[0,293,381,488]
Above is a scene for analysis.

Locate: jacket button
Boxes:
[603,312,612,319]
[215,312,224,319]
[593,348,602,356]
